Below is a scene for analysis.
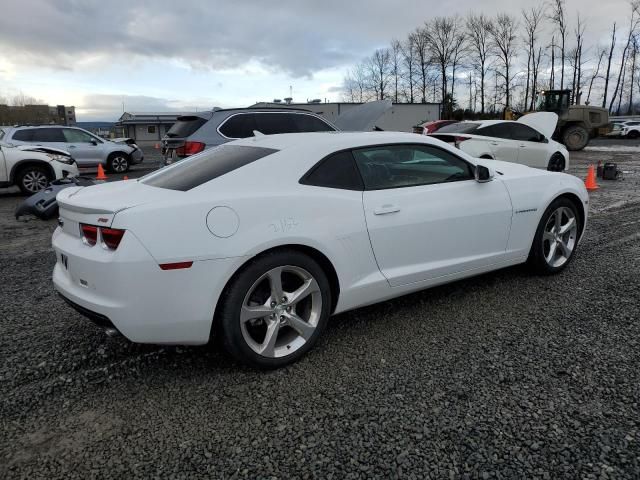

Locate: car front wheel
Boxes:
[547,152,566,172]
[528,198,581,274]
[218,250,332,369]
[16,165,51,195]
[107,153,130,173]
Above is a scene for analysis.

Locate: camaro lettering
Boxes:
[269,218,299,233]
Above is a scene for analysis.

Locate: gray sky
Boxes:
[0,0,631,120]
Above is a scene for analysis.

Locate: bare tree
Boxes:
[627,36,638,113]
[390,39,402,103]
[489,13,519,110]
[367,48,392,100]
[410,28,430,103]
[549,0,568,90]
[570,15,586,104]
[400,37,416,102]
[586,47,606,104]
[522,7,544,111]
[549,35,556,89]
[450,29,467,101]
[425,16,461,117]
[602,23,617,107]
[609,1,640,112]
[466,13,493,114]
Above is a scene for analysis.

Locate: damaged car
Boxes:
[0,142,78,194]
[429,112,569,171]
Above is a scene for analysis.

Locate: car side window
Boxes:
[11,129,34,141]
[63,129,96,143]
[219,114,258,138]
[294,114,335,132]
[475,123,513,140]
[300,150,364,190]
[254,113,298,135]
[353,144,474,190]
[511,124,543,142]
[30,128,66,142]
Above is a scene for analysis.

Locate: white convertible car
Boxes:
[52,132,588,368]
[430,112,570,172]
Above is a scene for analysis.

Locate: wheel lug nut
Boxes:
[282,297,287,303]
[286,306,292,312]
[270,301,277,308]
[279,315,285,321]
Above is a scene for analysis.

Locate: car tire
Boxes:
[527,197,581,275]
[218,249,332,369]
[16,165,51,195]
[547,152,566,172]
[562,125,589,151]
[627,130,640,139]
[107,153,130,173]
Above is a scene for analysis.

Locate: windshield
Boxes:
[436,122,481,134]
[140,144,278,191]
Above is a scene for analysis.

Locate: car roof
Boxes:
[231,131,439,152]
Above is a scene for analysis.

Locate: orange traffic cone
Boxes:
[584,164,599,191]
[96,164,108,180]
[123,175,129,180]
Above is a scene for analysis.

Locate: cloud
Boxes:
[77,94,215,121]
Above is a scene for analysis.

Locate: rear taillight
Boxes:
[80,224,98,246]
[176,141,205,157]
[454,136,470,148]
[79,224,125,250]
[100,228,126,250]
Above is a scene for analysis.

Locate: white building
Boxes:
[252,101,441,132]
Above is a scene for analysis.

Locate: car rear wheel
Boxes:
[16,165,51,195]
[218,250,331,369]
[627,130,640,139]
[107,153,130,173]
[547,152,566,172]
[527,198,581,275]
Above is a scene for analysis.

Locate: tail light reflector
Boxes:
[100,228,126,250]
[80,224,98,246]
[176,141,205,157]
[159,261,193,270]
[454,136,470,148]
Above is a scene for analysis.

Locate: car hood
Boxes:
[333,99,393,131]
[517,112,558,138]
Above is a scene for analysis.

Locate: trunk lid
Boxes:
[57,180,180,229]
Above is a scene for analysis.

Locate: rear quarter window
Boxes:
[11,129,35,141]
[219,114,258,139]
[140,144,278,191]
[166,116,208,138]
[436,123,480,134]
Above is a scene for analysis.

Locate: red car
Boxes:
[422,120,458,135]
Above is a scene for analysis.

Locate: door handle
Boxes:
[490,142,499,146]
[519,144,526,148]
[374,204,400,215]
[68,145,77,148]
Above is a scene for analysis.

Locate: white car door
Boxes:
[0,147,7,182]
[510,123,550,169]
[474,123,520,162]
[355,144,513,287]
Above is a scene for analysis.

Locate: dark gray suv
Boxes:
[161,101,392,164]
[162,107,337,164]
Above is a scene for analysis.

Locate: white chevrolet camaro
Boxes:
[53,132,588,368]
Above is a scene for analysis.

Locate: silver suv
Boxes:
[2,125,144,172]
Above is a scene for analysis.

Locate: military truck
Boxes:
[534,89,610,151]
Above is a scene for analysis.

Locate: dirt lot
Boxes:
[1,144,639,479]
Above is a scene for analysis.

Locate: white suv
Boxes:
[620,121,640,139]
[0,141,78,194]
[2,125,143,172]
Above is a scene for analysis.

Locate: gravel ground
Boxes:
[0,142,639,479]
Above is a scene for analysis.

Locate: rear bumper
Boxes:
[52,226,242,345]
[58,292,120,334]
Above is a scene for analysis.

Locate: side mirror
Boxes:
[90,139,98,146]
[475,164,494,183]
